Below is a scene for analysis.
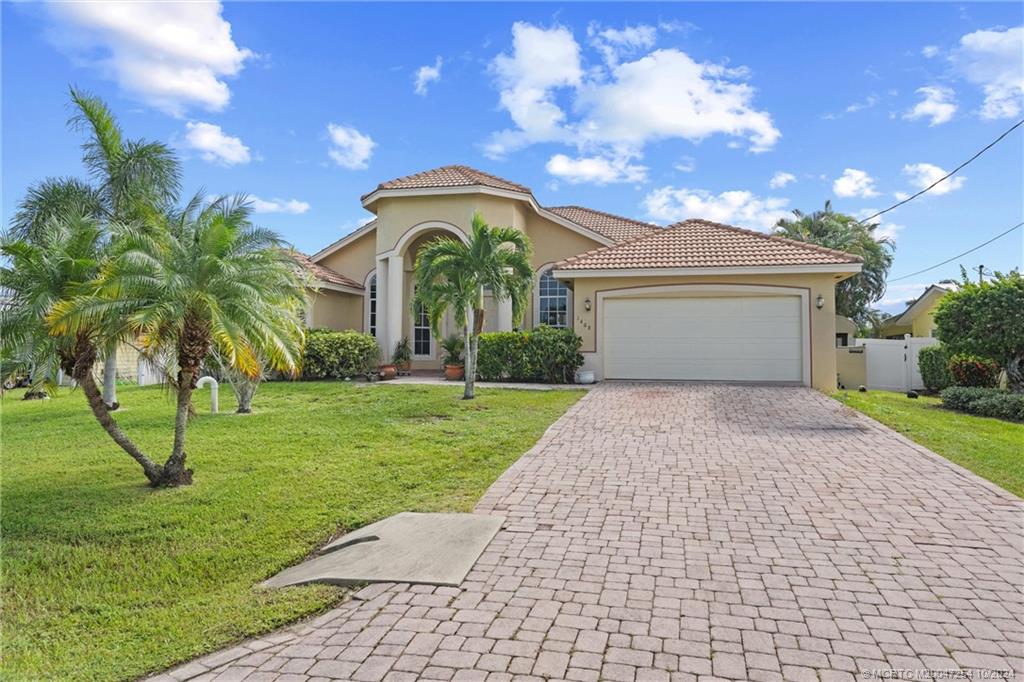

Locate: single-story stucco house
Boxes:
[296,165,862,391]
[879,284,949,339]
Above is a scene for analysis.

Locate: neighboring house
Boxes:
[295,165,862,390]
[835,315,858,347]
[879,284,949,338]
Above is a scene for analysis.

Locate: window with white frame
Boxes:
[413,289,431,356]
[367,274,377,337]
[538,270,569,327]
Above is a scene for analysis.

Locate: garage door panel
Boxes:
[603,296,804,382]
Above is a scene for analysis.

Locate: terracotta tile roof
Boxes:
[363,165,531,199]
[546,205,660,243]
[554,219,862,271]
[290,252,364,290]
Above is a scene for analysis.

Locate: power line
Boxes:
[886,221,1024,282]
[859,117,1024,225]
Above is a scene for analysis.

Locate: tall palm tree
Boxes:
[67,87,181,409]
[775,201,894,325]
[414,212,533,399]
[0,210,165,483]
[51,194,306,486]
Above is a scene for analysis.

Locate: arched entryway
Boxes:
[376,222,467,366]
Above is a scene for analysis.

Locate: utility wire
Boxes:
[859,117,1024,224]
[886,221,1024,282]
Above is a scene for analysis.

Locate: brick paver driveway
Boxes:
[158,384,1023,682]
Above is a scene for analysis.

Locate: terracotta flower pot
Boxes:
[379,364,397,380]
[444,364,465,381]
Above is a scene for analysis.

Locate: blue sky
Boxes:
[3,2,1022,313]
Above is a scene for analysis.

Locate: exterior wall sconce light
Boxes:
[815,294,825,309]
[584,297,592,311]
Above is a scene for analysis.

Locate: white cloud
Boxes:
[902,163,966,195]
[953,26,1024,119]
[674,156,696,173]
[845,93,880,113]
[414,57,443,96]
[769,171,796,189]
[921,45,940,59]
[545,153,647,184]
[326,123,375,169]
[874,222,905,242]
[881,282,936,306]
[46,1,252,116]
[486,22,583,156]
[485,21,780,170]
[250,197,310,215]
[183,122,251,165]
[577,49,780,153]
[643,187,790,230]
[903,86,957,126]
[833,168,879,198]
[588,23,657,65]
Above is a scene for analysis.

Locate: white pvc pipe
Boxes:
[196,376,219,414]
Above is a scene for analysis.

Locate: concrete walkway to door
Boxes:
[153,383,1023,682]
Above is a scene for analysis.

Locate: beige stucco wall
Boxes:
[374,194,518,254]
[835,315,858,345]
[911,304,939,337]
[567,272,844,392]
[309,289,362,331]
[318,229,377,287]
[836,347,867,390]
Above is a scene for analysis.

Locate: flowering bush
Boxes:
[947,354,999,388]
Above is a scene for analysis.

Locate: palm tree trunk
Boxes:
[158,368,195,486]
[76,364,163,484]
[464,331,476,400]
[102,352,119,409]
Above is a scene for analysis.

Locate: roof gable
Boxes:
[362,165,531,201]
[291,251,364,290]
[885,285,949,326]
[554,219,862,272]
[546,206,659,243]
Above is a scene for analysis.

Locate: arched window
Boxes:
[538,270,569,328]
[367,274,377,337]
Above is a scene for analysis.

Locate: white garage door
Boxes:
[603,296,804,382]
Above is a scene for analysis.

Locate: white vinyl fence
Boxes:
[855,336,940,391]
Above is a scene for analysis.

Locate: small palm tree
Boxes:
[12,88,181,409]
[52,194,306,486]
[414,212,533,399]
[1,210,165,483]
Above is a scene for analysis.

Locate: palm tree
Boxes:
[775,201,894,325]
[68,87,181,409]
[0,210,165,483]
[413,212,533,399]
[51,194,306,486]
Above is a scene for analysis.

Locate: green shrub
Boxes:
[948,354,1000,388]
[940,386,1024,421]
[917,345,952,392]
[476,326,583,383]
[476,332,530,381]
[526,325,584,383]
[302,329,381,380]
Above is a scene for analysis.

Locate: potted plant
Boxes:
[440,334,465,381]
[392,337,413,376]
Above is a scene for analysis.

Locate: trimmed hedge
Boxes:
[302,329,381,380]
[948,354,1000,388]
[918,345,952,392]
[476,326,584,383]
[939,386,1024,421]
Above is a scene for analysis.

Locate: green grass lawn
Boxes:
[834,389,1024,498]
[1,381,582,681]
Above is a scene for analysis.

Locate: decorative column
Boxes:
[386,254,404,361]
[375,257,388,352]
[497,296,513,332]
